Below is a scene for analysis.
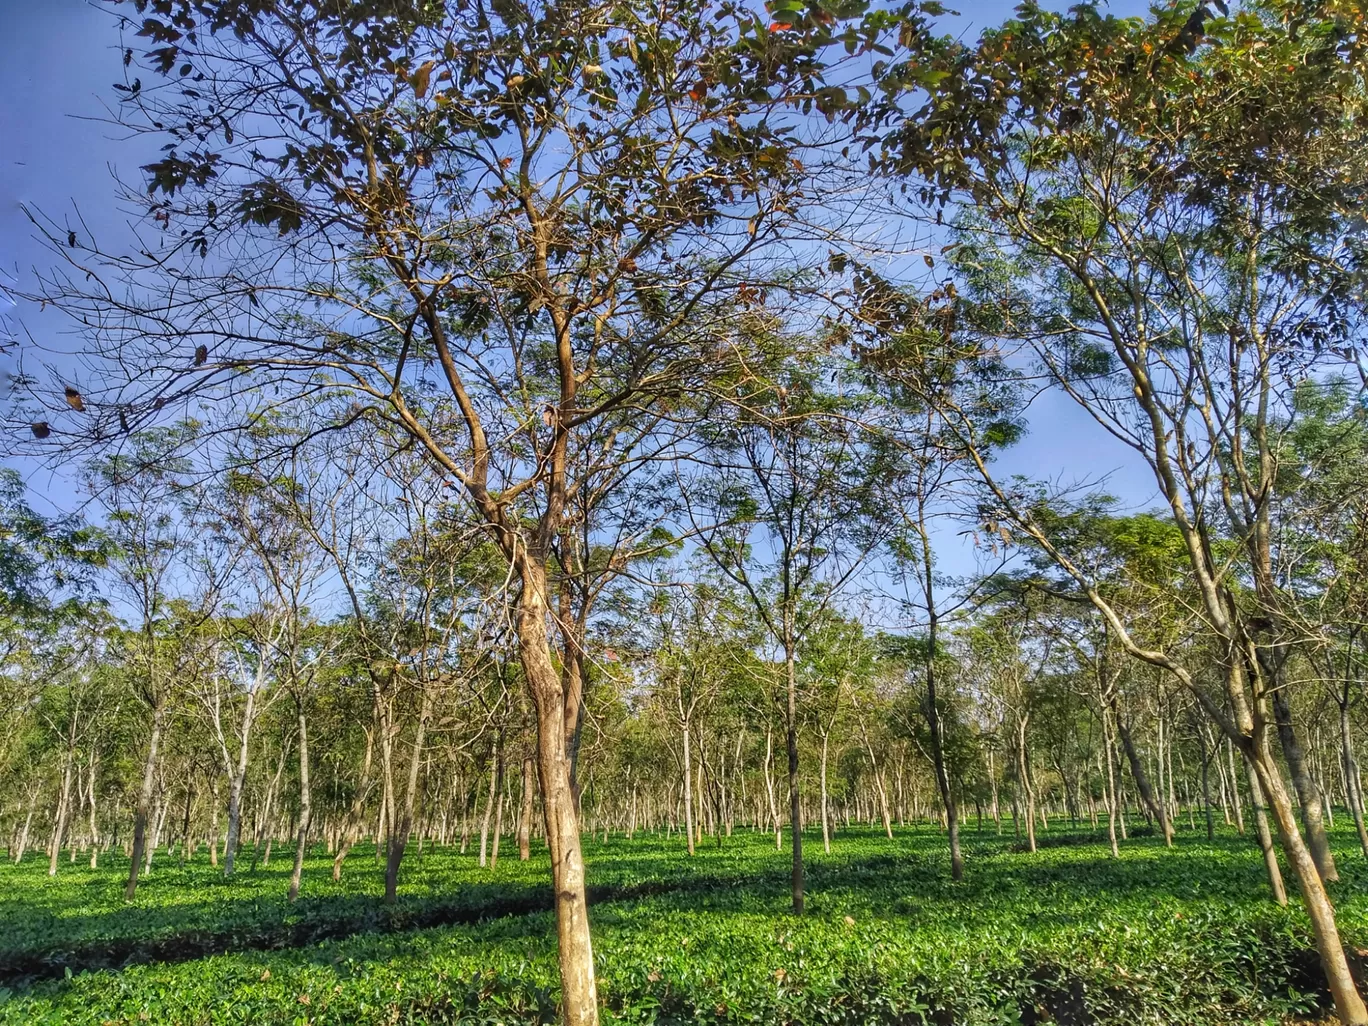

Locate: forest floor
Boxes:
[0,821,1361,1025]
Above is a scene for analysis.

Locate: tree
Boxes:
[863,2,1368,1017]
[18,1,903,1016]
[688,337,882,911]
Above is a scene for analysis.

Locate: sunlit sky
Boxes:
[0,0,1161,584]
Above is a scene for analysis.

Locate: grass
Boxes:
[0,819,1361,1025]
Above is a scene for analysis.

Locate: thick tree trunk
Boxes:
[1251,742,1366,1024]
[519,567,597,1026]
[126,701,165,899]
[1272,687,1338,882]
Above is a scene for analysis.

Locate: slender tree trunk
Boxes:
[178,781,194,866]
[1272,685,1337,881]
[763,721,781,850]
[681,718,695,857]
[1101,708,1120,858]
[48,753,74,877]
[332,718,375,881]
[385,688,432,902]
[14,791,36,864]
[820,732,831,854]
[87,758,100,869]
[479,742,499,867]
[518,756,535,860]
[126,700,165,899]
[1341,701,1368,859]
[784,644,804,914]
[289,704,310,901]
[1017,715,1036,853]
[1226,738,1245,835]
[490,765,506,870]
[1113,702,1172,845]
[222,689,260,878]
[1199,728,1214,842]
[925,665,961,878]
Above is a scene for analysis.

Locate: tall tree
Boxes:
[862,2,1368,1018]
[17,2,902,1016]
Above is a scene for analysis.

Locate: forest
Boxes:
[1,0,1367,1023]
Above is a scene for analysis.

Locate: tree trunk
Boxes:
[1242,754,1288,905]
[1270,687,1337,882]
[385,688,432,902]
[48,753,74,877]
[1113,702,1172,846]
[519,566,597,1026]
[820,732,831,854]
[925,662,961,879]
[332,719,375,882]
[1017,715,1036,853]
[1101,708,1120,858]
[1341,702,1368,859]
[681,718,695,856]
[125,700,165,899]
[519,756,535,860]
[222,688,259,877]
[484,733,506,870]
[289,704,310,901]
[763,721,781,850]
[87,759,101,870]
[1251,741,1365,1023]
[1227,738,1245,834]
[784,646,804,914]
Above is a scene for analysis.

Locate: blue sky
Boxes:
[0,0,1162,552]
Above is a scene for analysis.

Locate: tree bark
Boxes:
[519,565,597,1026]
[1251,741,1365,1023]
